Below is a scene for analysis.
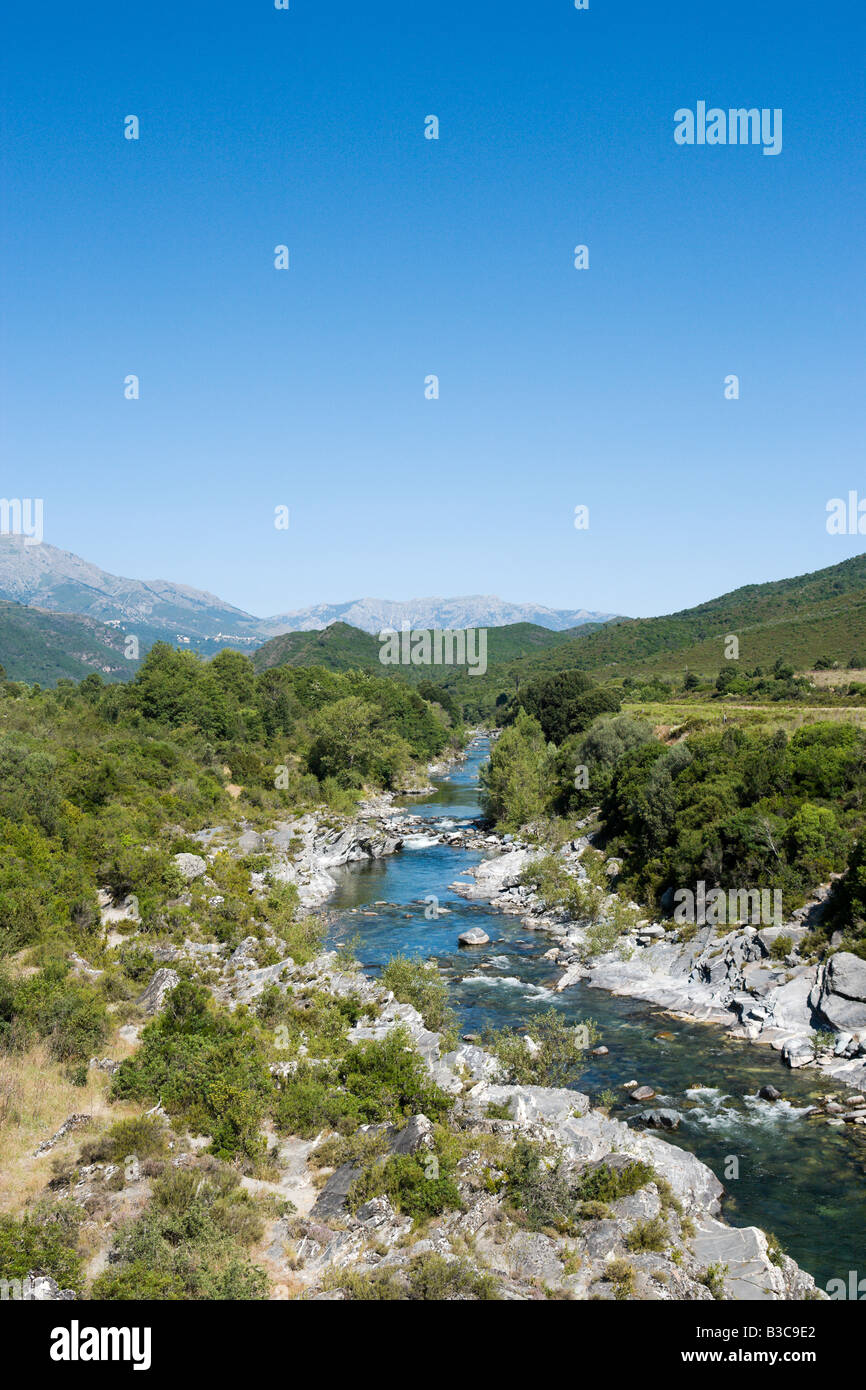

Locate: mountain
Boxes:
[258,595,616,636]
[0,536,263,646]
[252,622,381,673]
[250,555,866,724]
[496,553,866,683]
[0,538,617,648]
[252,620,573,675]
[0,600,137,684]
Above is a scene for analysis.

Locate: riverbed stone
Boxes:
[458,928,490,946]
[637,1108,682,1130]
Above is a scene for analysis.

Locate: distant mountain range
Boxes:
[252,554,866,698]
[0,537,617,643]
[0,536,263,646]
[258,596,616,636]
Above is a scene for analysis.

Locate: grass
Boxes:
[0,1039,141,1216]
[623,699,866,736]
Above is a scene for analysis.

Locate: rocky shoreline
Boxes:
[449,831,866,1101]
[49,735,830,1301]
[125,942,824,1300]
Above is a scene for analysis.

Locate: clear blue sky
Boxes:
[1,0,863,620]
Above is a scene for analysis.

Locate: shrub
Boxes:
[576,1160,656,1204]
[0,1201,83,1291]
[111,982,272,1160]
[380,956,456,1039]
[79,1115,167,1165]
[92,1164,267,1301]
[625,1215,669,1253]
[503,1137,581,1234]
[349,1150,463,1223]
[484,1010,597,1088]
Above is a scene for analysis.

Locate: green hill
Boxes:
[499,553,866,683]
[252,619,571,676]
[252,622,381,672]
[0,601,138,685]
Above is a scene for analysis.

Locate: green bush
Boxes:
[576,1160,656,1204]
[381,956,456,1039]
[0,1201,83,1291]
[503,1138,580,1234]
[111,982,272,1160]
[484,1010,597,1087]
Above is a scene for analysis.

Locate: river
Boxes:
[325,736,866,1290]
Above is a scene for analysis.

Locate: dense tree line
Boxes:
[0,644,457,963]
[483,705,866,945]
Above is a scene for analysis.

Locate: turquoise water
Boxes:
[325,738,866,1290]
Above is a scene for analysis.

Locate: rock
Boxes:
[758,1084,782,1101]
[311,1162,362,1219]
[67,952,102,980]
[631,1086,656,1102]
[173,852,207,882]
[88,1057,120,1074]
[136,968,180,1015]
[389,1114,434,1155]
[814,952,866,1033]
[22,1272,76,1301]
[458,928,490,947]
[591,1045,609,1057]
[782,1036,814,1069]
[33,1113,91,1158]
[637,1108,682,1130]
[452,849,542,901]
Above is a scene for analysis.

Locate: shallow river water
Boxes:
[325,737,866,1290]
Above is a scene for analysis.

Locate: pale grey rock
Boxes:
[33,1113,91,1158]
[136,968,179,1015]
[638,1108,682,1130]
[21,1272,76,1301]
[458,928,490,946]
[173,852,207,882]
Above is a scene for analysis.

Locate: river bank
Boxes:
[450,817,866,1098]
[316,735,866,1290]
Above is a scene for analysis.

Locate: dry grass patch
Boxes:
[0,1045,139,1215]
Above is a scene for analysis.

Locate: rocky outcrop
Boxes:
[136,968,179,1015]
[33,1114,91,1158]
[21,1272,77,1300]
[812,952,866,1033]
[455,841,866,1092]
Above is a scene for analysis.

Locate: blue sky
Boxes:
[1,0,863,620]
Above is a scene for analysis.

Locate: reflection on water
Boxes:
[325,737,866,1289]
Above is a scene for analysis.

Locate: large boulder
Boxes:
[173,852,207,882]
[814,952,866,1033]
[458,928,490,946]
[638,1108,682,1130]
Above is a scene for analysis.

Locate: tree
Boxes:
[481,709,552,829]
[517,671,620,744]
